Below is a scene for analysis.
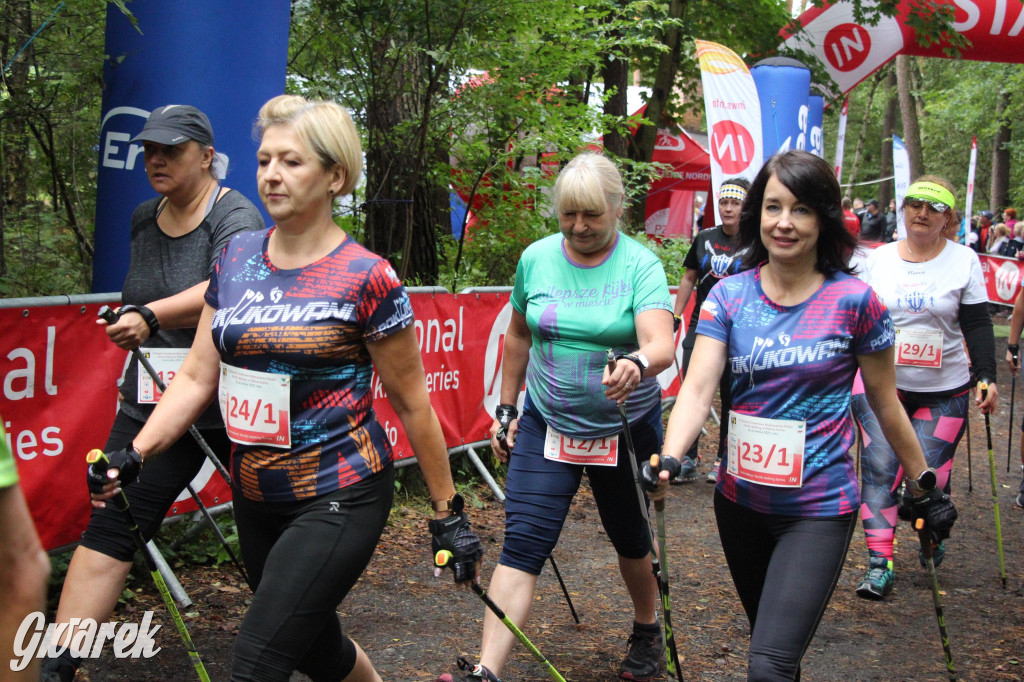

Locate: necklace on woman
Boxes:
[903,238,944,263]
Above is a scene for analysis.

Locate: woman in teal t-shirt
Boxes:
[437,153,675,682]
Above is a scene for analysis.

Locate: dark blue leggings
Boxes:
[230,468,394,681]
[499,402,662,575]
[714,492,857,681]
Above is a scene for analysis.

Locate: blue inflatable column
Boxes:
[750,57,811,164]
[92,1,290,292]
[807,92,825,158]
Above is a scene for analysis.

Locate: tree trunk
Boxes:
[990,90,1011,212]
[845,71,882,196]
[628,0,687,227]
[602,53,629,158]
[878,68,897,210]
[0,0,35,276]
[896,55,924,178]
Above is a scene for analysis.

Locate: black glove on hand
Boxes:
[673,315,682,333]
[910,487,958,542]
[87,446,142,496]
[640,456,681,492]
[494,404,518,454]
[429,512,483,582]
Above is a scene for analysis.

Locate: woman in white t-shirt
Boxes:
[852,176,998,600]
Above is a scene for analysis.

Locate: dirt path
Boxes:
[68,333,1024,682]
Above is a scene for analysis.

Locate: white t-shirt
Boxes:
[858,241,987,392]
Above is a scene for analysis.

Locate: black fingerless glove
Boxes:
[640,456,681,492]
[87,446,142,495]
[495,404,518,453]
[429,512,483,582]
[673,315,682,333]
[910,487,958,542]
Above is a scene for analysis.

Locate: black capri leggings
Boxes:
[230,466,394,682]
[81,411,231,561]
[714,491,857,681]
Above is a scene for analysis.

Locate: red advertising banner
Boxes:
[978,253,1024,306]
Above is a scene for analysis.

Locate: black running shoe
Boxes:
[436,657,501,682]
[618,621,664,681]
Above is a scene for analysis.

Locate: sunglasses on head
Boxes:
[903,198,951,214]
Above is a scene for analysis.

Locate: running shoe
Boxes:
[919,540,946,568]
[670,456,698,484]
[1016,489,1024,509]
[618,621,664,681]
[855,556,893,600]
[706,459,720,483]
[436,658,501,682]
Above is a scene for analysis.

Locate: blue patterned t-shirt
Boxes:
[206,227,412,502]
[697,266,894,517]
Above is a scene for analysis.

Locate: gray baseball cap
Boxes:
[131,105,214,146]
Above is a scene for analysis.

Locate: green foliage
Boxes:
[644,236,690,286]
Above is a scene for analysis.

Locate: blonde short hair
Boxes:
[552,152,625,216]
[256,95,363,197]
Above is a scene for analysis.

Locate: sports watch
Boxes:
[905,468,937,493]
[432,492,465,515]
[617,352,649,377]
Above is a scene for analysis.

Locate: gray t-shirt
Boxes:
[119,188,264,427]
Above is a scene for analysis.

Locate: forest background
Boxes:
[1,0,1023,299]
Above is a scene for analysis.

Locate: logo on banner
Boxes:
[710,120,756,175]
[654,130,685,151]
[98,106,150,172]
[823,23,872,72]
[696,42,748,75]
[483,302,522,415]
[995,261,1021,302]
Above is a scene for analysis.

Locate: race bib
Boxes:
[894,327,942,368]
[218,363,291,448]
[727,412,805,488]
[137,348,189,403]
[544,425,618,467]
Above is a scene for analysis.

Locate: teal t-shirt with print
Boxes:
[511,231,671,438]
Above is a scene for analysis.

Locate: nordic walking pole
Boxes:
[98,305,233,486]
[965,405,973,493]
[915,518,956,681]
[99,305,250,586]
[435,551,566,682]
[87,450,211,682]
[980,383,1007,588]
[546,555,580,624]
[1008,361,1017,473]
[648,454,682,680]
[608,350,683,680]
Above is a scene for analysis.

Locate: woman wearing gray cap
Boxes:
[42,105,264,681]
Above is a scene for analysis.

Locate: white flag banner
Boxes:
[893,135,910,240]
[963,136,978,243]
[696,39,763,225]
[834,96,849,183]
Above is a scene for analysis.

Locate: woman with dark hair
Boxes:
[851,175,996,601]
[644,150,957,680]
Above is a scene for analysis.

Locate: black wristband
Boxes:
[119,304,160,335]
[615,354,645,377]
[495,404,518,422]
[1008,344,1020,353]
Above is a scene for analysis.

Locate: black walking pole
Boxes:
[980,383,1007,588]
[915,518,956,681]
[965,405,973,493]
[87,450,211,682]
[608,350,683,680]
[1008,351,1018,473]
[98,305,251,588]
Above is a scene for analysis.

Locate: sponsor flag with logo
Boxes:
[834,96,849,181]
[893,135,910,239]
[963,136,978,242]
[696,40,763,225]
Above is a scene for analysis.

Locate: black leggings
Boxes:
[714,492,857,681]
[230,468,394,682]
[81,411,231,561]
